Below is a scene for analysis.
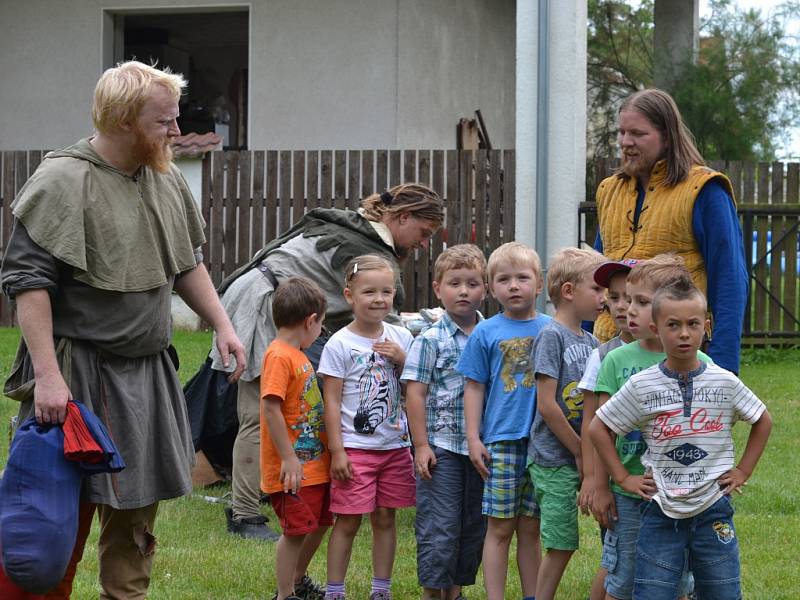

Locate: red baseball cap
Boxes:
[594,259,640,288]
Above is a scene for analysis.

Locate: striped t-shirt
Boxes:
[596,362,766,519]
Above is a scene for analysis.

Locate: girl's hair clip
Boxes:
[380,191,393,205]
[353,263,358,275]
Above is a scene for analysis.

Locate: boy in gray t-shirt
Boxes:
[529,323,597,466]
[528,248,606,600]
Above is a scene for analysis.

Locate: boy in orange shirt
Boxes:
[261,277,331,600]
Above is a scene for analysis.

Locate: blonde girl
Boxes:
[317,255,415,600]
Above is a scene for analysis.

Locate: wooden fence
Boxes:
[200,149,515,316]
[3,151,798,344]
[581,158,800,346]
[0,149,516,325]
[0,151,50,327]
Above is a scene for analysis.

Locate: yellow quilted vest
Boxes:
[593,161,734,341]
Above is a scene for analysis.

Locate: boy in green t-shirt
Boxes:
[591,254,708,600]
[579,258,637,600]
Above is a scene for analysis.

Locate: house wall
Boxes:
[0,0,515,151]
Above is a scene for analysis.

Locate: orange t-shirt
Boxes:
[259,339,330,494]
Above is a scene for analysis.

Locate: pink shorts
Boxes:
[330,448,416,514]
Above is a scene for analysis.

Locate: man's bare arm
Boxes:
[173,263,246,382]
[16,289,71,424]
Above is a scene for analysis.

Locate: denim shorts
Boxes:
[634,495,739,600]
[482,440,539,519]
[601,493,640,599]
[601,493,693,599]
[415,446,487,588]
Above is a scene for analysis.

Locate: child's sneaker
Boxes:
[368,592,392,600]
[294,574,325,600]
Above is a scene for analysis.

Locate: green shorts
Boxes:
[530,463,580,551]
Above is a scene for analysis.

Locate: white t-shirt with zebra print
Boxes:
[318,323,414,450]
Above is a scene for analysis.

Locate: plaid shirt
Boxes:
[401,311,482,455]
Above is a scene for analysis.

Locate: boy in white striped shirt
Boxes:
[590,279,772,600]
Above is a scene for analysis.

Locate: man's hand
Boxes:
[592,485,618,530]
[330,449,353,481]
[467,438,491,481]
[34,371,71,425]
[414,444,437,480]
[620,472,657,501]
[280,455,304,494]
[215,327,246,383]
[718,467,748,495]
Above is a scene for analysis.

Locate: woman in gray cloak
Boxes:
[210,183,444,545]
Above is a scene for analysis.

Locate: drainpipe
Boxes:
[515,1,537,250]
[516,0,550,314]
[535,0,549,314]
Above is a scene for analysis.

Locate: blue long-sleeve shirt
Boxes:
[594,179,748,373]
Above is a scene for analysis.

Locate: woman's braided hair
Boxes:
[360,183,444,228]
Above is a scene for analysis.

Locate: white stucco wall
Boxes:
[174,157,203,209]
[0,0,515,151]
[396,0,516,148]
[515,0,587,269]
[545,0,587,260]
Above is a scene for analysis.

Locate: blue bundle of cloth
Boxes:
[0,400,125,594]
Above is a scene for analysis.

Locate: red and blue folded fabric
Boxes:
[0,400,125,594]
[62,400,125,473]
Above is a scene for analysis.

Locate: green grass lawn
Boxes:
[0,329,798,599]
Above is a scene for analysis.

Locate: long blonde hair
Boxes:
[360,183,444,229]
[617,89,705,186]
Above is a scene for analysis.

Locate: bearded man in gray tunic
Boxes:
[0,61,245,599]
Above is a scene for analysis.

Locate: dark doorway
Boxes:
[119,10,248,149]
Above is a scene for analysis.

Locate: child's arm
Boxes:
[537,375,582,466]
[406,381,436,479]
[578,389,597,515]
[589,415,656,501]
[322,375,353,481]
[590,391,617,529]
[262,395,303,494]
[718,409,772,495]
[373,339,407,372]
[464,378,490,480]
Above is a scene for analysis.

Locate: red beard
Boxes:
[131,128,173,174]
[621,155,646,180]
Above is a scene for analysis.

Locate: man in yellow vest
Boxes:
[594,88,747,373]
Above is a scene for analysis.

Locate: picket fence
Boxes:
[2,150,797,344]
[0,149,516,325]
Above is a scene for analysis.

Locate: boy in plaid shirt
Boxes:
[402,245,488,600]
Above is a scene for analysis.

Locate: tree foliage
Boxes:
[588,0,800,161]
